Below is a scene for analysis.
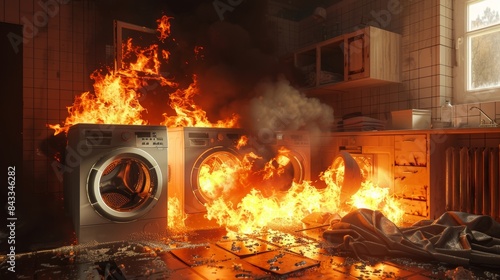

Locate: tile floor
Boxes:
[2,221,500,279]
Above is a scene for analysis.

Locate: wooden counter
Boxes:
[312,127,500,224]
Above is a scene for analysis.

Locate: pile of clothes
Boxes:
[323,209,500,267]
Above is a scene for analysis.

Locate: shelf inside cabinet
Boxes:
[294,47,317,89]
[319,38,344,86]
[293,26,401,93]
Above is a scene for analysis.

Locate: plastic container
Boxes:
[440,100,453,127]
[391,109,431,130]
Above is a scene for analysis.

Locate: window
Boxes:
[454,0,500,104]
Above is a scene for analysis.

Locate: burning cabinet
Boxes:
[327,133,430,224]
[294,26,401,92]
[394,134,429,223]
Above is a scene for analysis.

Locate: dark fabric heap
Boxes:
[323,209,500,267]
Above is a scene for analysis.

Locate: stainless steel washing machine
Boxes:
[64,124,168,243]
[167,127,249,225]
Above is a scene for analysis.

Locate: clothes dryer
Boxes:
[64,124,168,243]
[167,127,249,225]
[261,130,311,192]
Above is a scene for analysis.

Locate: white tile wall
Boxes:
[272,0,499,127]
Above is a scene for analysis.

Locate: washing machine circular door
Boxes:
[87,147,164,222]
[268,150,305,192]
[190,147,242,205]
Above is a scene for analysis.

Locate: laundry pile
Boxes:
[323,209,500,268]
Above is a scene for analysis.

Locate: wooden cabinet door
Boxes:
[346,33,369,80]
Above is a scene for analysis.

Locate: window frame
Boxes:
[454,0,500,104]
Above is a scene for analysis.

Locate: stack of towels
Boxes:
[333,116,386,132]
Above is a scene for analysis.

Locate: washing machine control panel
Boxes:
[135,131,167,147]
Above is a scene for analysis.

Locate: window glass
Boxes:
[468,29,500,90]
[467,0,500,31]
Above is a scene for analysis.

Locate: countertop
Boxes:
[328,127,500,136]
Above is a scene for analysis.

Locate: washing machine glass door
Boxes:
[254,149,305,195]
[191,147,244,205]
[276,151,304,191]
[88,148,163,222]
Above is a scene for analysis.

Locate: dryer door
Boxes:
[88,147,164,222]
[189,147,243,212]
[255,149,306,195]
[277,149,305,190]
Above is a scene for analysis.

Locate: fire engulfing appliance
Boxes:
[261,130,311,192]
[167,127,250,226]
[64,124,168,243]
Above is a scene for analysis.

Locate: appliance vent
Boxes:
[445,146,499,221]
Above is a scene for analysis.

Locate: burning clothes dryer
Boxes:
[167,127,250,225]
[64,124,168,243]
[252,130,311,194]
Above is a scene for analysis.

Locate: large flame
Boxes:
[49,17,176,135]
[161,75,240,128]
[201,152,405,234]
[48,70,150,135]
[350,182,405,225]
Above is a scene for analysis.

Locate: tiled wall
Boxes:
[274,0,500,127]
[0,0,97,204]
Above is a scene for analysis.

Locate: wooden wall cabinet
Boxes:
[294,26,401,92]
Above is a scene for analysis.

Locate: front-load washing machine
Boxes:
[167,127,249,225]
[64,124,168,243]
[259,130,311,193]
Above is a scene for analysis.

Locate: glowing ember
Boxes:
[194,46,205,60]
[161,75,239,127]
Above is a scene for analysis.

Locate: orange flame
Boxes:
[161,75,239,128]
[157,15,173,61]
[202,153,406,233]
[350,181,405,225]
[48,70,149,135]
[49,17,177,135]
[167,197,187,232]
[236,135,248,150]
[260,147,291,180]
[157,15,173,42]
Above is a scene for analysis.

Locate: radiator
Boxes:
[445,146,499,221]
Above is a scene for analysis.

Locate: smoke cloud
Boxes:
[248,77,334,135]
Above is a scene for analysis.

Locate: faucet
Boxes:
[469,106,499,127]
